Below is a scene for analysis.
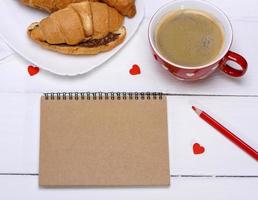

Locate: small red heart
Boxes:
[28,65,40,76]
[129,64,141,75]
[193,143,205,155]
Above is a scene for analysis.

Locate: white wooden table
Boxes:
[0,0,257,199]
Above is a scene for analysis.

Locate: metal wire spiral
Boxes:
[44,92,164,100]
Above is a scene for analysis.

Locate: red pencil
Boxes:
[192,106,258,161]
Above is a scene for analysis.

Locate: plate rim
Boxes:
[0,0,145,76]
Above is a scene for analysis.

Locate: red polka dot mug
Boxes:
[148,0,248,81]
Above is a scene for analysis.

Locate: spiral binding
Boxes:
[44,92,164,100]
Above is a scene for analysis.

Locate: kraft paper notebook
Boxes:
[39,93,170,187]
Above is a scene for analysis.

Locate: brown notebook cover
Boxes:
[39,93,170,187]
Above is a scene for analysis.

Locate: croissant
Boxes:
[28,2,126,55]
[21,0,136,17]
[21,0,98,13]
[102,0,136,18]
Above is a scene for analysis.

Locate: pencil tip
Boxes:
[192,106,202,115]
[192,106,196,111]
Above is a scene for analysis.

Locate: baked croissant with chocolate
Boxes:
[21,0,136,17]
[28,2,126,55]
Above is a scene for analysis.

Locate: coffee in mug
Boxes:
[155,9,224,67]
[149,0,248,81]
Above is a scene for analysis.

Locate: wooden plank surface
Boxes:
[0,94,257,175]
[0,1,258,95]
[0,176,257,200]
[0,0,258,199]
[0,18,258,95]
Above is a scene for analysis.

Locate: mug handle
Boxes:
[219,51,248,77]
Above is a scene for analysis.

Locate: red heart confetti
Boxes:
[28,65,40,76]
[129,64,141,75]
[193,143,205,155]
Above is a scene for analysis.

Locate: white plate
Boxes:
[0,0,144,76]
